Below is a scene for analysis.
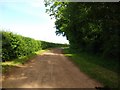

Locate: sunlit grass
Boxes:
[2,49,49,73]
[63,48,119,88]
[35,49,48,55]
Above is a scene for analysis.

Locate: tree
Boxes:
[45,1,120,59]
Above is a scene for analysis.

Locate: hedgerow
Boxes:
[1,31,67,61]
[1,31,42,61]
[41,41,66,49]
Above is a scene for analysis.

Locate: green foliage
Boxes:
[1,31,66,61]
[45,2,119,59]
[0,32,2,60]
[63,48,119,88]
[41,40,67,49]
[1,31,42,61]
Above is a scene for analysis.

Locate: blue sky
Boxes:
[0,0,69,44]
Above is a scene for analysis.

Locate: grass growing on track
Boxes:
[2,49,49,74]
[63,48,119,88]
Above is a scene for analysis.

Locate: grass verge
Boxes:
[63,48,119,88]
[1,49,49,74]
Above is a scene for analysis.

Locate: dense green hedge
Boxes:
[41,41,67,49]
[1,31,67,61]
[1,31,42,61]
[0,32,2,60]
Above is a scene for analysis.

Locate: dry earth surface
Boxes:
[2,48,102,88]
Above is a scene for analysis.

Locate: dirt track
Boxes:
[2,48,102,88]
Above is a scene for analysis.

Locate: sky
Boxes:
[0,0,69,44]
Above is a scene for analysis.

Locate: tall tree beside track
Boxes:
[44,1,119,59]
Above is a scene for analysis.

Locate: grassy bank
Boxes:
[1,49,49,74]
[63,48,119,88]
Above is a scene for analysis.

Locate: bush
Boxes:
[1,31,67,61]
[1,31,42,61]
